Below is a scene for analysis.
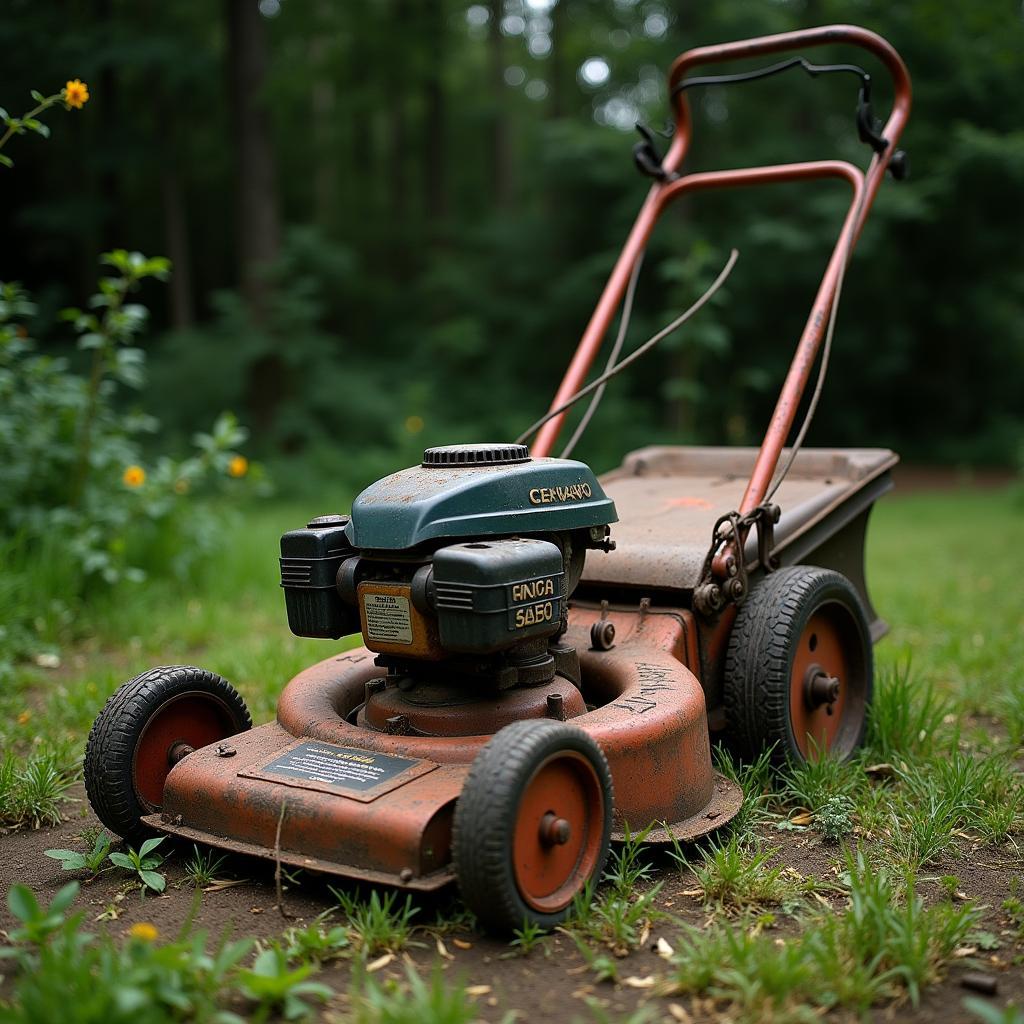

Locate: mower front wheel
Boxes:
[84,665,251,846]
[453,720,613,933]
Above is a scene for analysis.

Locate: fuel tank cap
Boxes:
[422,443,530,468]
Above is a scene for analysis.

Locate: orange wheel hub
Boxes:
[789,604,867,759]
[133,692,236,810]
[512,751,606,913]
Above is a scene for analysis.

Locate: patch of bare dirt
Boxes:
[2,789,1021,1023]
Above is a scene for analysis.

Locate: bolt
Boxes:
[590,620,616,651]
[546,692,566,721]
[385,714,410,735]
[167,741,195,766]
[215,743,236,758]
[539,812,571,846]
[805,667,841,710]
[399,867,414,883]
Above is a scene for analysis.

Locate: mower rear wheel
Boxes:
[724,565,872,765]
[84,665,251,846]
[453,720,613,932]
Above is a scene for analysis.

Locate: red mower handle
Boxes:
[532,24,912,510]
[663,23,911,182]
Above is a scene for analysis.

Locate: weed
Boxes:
[351,963,487,1024]
[1003,878,1024,938]
[182,844,230,887]
[865,663,950,762]
[782,744,861,812]
[108,836,167,894]
[569,934,621,983]
[331,887,420,956]
[0,748,75,829]
[1,881,81,955]
[675,834,798,912]
[964,997,1024,1024]
[667,850,977,1016]
[887,790,963,869]
[713,744,779,837]
[505,919,548,957]
[814,795,855,843]
[236,944,333,1020]
[602,823,655,897]
[281,918,351,965]
[998,682,1024,750]
[45,830,112,875]
[567,879,664,955]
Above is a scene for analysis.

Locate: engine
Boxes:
[279,443,617,735]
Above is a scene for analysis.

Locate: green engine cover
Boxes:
[346,444,617,551]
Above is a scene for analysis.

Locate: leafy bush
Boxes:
[0,252,262,678]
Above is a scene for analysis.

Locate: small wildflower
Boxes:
[227,455,248,478]
[173,478,189,495]
[63,79,89,109]
[17,710,31,726]
[405,415,424,434]
[128,922,159,942]
[123,465,146,488]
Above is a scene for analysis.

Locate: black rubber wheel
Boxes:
[452,720,613,933]
[723,565,872,766]
[84,665,251,846]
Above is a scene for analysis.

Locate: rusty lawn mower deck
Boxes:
[83,24,912,932]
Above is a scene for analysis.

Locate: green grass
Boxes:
[2,486,1023,1020]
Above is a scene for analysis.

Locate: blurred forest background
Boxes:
[2,0,1023,492]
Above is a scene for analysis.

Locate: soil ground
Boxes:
[2,783,1021,1023]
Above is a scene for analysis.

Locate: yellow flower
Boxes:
[227,455,248,478]
[17,710,31,726]
[405,415,424,434]
[128,922,159,942]
[173,478,190,495]
[63,79,89,110]
[123,465,146,488]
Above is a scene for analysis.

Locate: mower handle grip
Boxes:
[663,24,911,177]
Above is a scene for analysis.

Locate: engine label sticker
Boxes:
[241,741,438,802]
[363,592,413,644]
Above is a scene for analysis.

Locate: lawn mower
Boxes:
[83,25,911,932]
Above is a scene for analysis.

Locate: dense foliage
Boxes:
[0,0,1021,490]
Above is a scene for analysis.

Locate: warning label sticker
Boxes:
[363,592,413,645]
[256,742,423,794]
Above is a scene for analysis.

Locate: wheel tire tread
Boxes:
[452,720,612,933]
[84,665,250,846]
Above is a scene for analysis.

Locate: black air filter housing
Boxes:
[280,515,358,639]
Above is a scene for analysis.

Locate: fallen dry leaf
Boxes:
[465,984,492,997]
[667,1004,693,1024]
[623,975,657,989]
[366,953,394,973]
[656,937,674,959]
[435,936,454,960]
[203,879,247,892]
[452,938,473,949]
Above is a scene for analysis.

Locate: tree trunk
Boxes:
[160,165,194,329]
[226,0,281,311]
[487,0,513,208]
[422,0,448,229]
[226,0,284,436]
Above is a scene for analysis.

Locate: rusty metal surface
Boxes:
[532,24,910,458]
[611,772,743,844]
[158,721,466,884]
[579,446,897,592]
[143,814,455,891]
[157,605,738,885]
[360,675,587,736]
